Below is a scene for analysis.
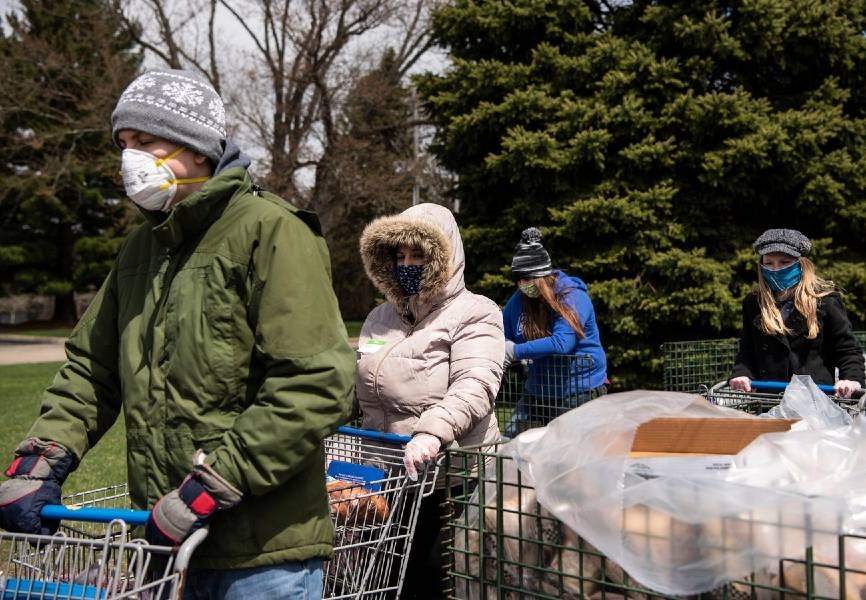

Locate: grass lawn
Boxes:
[0,362,127,494]
[344,320,362,338]
[5,328,73,338]
[0,321,74,338]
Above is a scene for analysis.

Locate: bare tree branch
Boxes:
[116,0,439,201]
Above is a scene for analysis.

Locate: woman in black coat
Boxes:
[729,228,865,398]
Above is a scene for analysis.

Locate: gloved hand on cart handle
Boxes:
[729,376,752,393]
[146,450,243,546]
[403,434,441,482]
[503,340,517,369]
[835,379,861,399]
[0,438,75,535]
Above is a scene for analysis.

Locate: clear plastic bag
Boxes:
[502,379,866,596]
[763,373,854,428]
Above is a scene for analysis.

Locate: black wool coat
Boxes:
[731,292,865,386]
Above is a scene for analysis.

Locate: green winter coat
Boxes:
[28,165,355,569]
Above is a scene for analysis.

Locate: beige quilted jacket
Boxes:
[356,203,503,449]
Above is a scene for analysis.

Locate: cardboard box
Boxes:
[630,417,798,457]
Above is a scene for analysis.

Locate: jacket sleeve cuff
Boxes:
[729,366,753,381]
[413,413,455,446]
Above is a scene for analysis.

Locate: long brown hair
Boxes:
[756,257,836,338]
[520,274,585,340]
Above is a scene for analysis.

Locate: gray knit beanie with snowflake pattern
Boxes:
[511,227,554,280]
[111,69,226,163]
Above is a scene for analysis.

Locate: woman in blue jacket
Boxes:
[503,227,608,437]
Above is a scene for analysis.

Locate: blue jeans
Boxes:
[183,559,323,600]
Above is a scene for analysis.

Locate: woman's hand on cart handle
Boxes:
[403,434,440,482]
[729,376,752,392]
[503,340,517,369]
[834,379,862,399]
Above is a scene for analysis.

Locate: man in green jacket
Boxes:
[0,69,355,598]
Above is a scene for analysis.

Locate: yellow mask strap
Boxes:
[158,176,210,191]
[154,146,186,167]
[154,147,209,189]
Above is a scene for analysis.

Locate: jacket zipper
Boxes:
[372,322,416,405]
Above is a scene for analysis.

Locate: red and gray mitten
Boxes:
[145,453,243,546]
[0,438,75,535]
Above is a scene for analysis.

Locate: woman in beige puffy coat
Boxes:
[356,202,504,599]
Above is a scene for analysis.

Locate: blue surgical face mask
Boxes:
[761,261,802,292]
[395,264,424,296]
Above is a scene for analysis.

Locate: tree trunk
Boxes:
[51,291,78,324]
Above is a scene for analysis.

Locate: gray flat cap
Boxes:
[753,228,812,257]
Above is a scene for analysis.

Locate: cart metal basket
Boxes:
[661,338,740,393]
[0,511,204,599]
[446,442,866,600]
[707,380,865,416]
[496,354,595,438]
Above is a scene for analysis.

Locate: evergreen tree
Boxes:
[416,0,866,388]
[0,0,140,322]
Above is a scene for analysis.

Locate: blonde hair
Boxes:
[520,274,586,341]
[756,257,836,338]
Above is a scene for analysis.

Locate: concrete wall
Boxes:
[0,293,97,325]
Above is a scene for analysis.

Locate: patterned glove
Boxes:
[146,452,243,546]
[403,433,441,482]
[0,438,75,535]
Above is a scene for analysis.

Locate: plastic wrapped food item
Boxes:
[327,478,390,526]
[502,378,866,596]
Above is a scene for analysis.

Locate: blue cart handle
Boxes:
[38,428,411,525]
[750,380,836,394]
[41,505,150,525]
[336,425,411,444]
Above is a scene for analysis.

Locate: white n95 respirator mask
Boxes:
[120,147,208,212]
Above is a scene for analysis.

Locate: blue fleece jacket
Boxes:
[503,270,607,396]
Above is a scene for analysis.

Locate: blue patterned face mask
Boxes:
[395,264,424,296]
[761,261,802,292]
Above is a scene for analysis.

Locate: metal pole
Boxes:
[411,87,420,205]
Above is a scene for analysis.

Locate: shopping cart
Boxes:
[0,426,435,599]
[323,426,436,599]
[0,504,203,599]
[445,440,866,600]
[707,379,865,416]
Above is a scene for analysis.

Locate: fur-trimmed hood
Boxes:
[360,203,465,315]
[356,203,503,460]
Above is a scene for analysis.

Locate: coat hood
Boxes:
[558,271,588,293]
[213,139,252,174]
[360,203,465,310]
